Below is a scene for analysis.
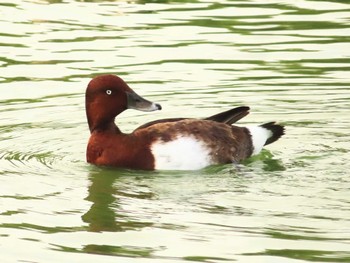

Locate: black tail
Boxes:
[260,122,285,146]
[205,106,250,125]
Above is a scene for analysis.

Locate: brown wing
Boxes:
[204,106,250,124]
[134,106,250,131]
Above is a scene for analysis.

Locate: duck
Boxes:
[85,74,285,170]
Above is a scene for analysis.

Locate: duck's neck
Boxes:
[88,118,121,134]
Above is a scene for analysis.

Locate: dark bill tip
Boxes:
[155,103,162,110]
[127,91,162,112]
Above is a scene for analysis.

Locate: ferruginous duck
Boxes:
[85,74,284,170]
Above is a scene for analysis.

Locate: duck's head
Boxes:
[85,74,161,132]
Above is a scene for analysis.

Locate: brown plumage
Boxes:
[85,74,285,170]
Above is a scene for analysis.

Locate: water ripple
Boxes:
[1,0,350,262]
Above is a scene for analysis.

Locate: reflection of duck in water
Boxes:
[85,74,284,171]
[82,170,119,232]
[82,169,154,232]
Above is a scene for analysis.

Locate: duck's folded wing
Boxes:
[134,106,250,131]
[135,118,187,131]
[204,106,250,125]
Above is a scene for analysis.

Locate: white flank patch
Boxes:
[247,126,272,155]
[151,136,212,170]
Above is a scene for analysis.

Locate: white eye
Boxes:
[106,89,112,95]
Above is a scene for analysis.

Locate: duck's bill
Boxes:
[127,91,162,112]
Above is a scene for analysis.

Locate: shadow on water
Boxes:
[82,168,155,233]
[76,168,163,258]
[82,169,120,232]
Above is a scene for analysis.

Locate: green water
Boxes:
[1,0,350,262]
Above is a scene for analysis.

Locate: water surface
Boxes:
[0,0,350,262]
